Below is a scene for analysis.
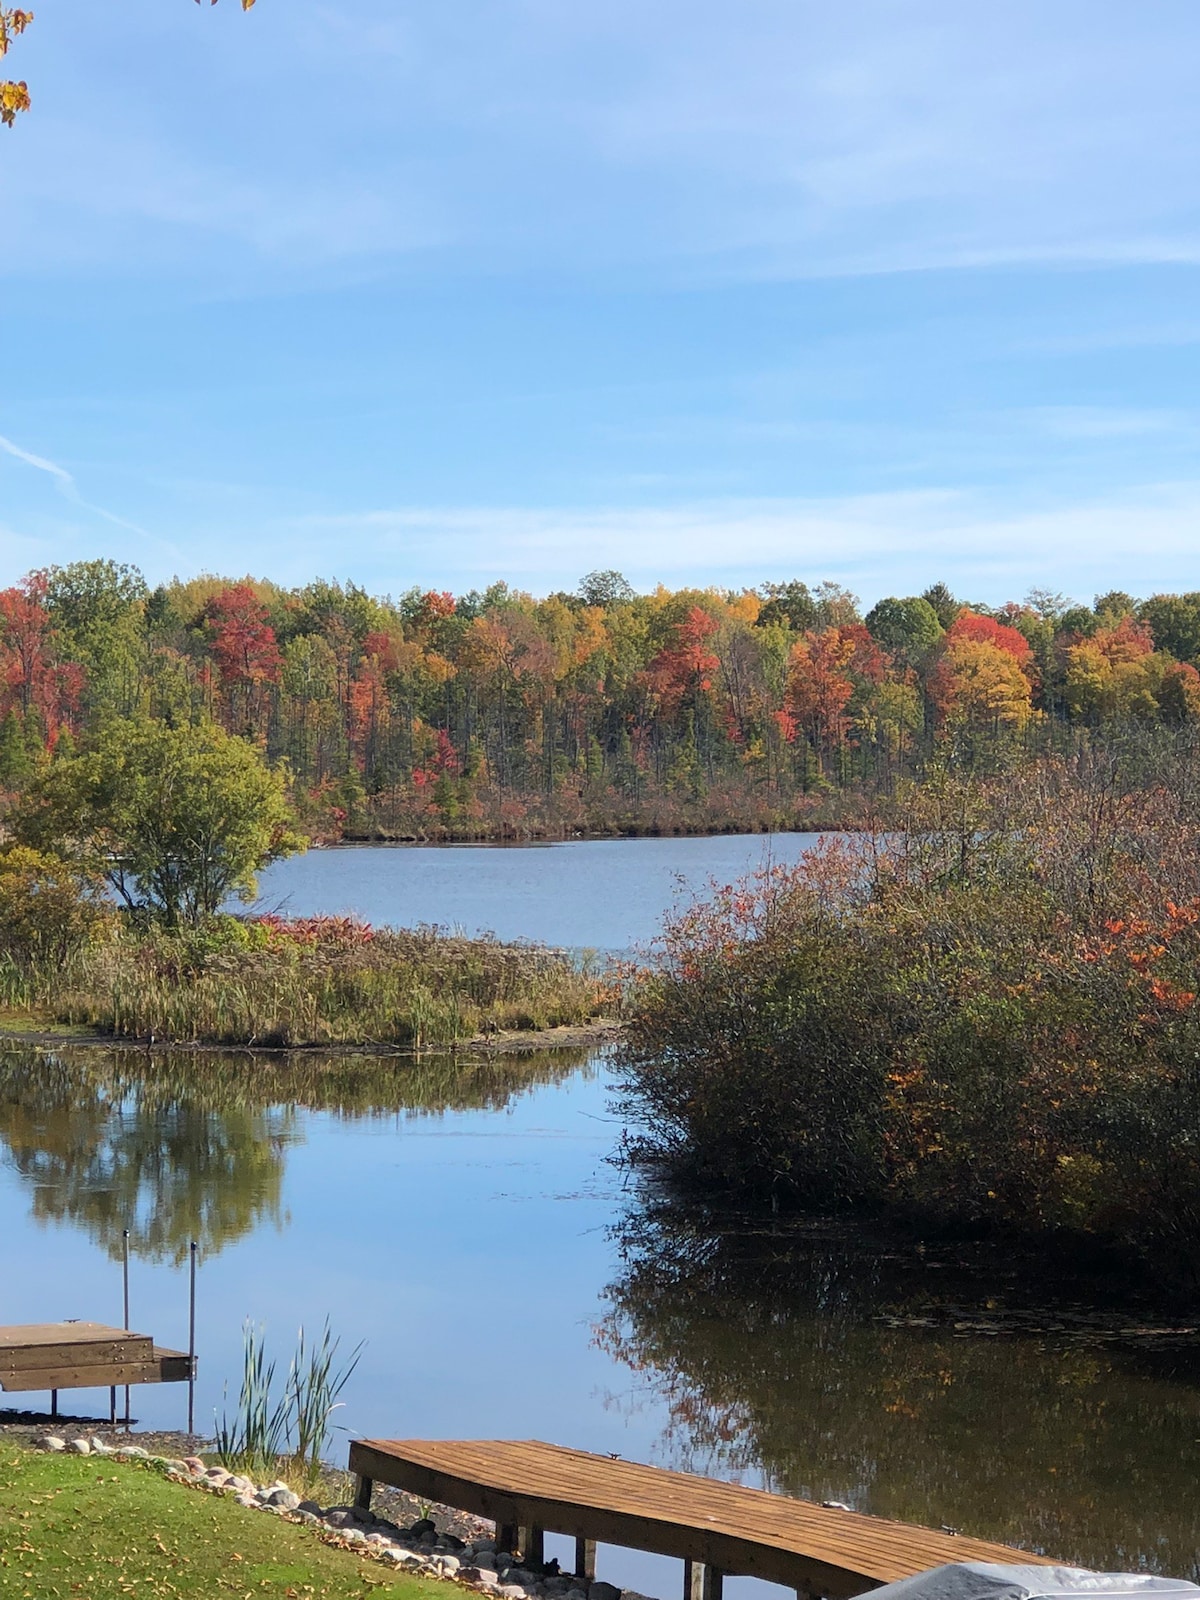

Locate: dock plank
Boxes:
[349,1439,1056,1598]
[0,1324,193,1394]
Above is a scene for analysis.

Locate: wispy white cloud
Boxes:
[9,0,1200,282]
[0,431,182,560]
[0,434,74,484]
[260,480,1200,606]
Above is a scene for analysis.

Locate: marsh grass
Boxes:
[1,918,612,1047]
[216,1318,363,1492]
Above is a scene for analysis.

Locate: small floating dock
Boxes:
[0,1322,194,1410]
[348,1439,1055,1600]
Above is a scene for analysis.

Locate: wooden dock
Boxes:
[0,1322,194,1413]
[348,1439,1055,1600]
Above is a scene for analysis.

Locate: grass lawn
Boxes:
[0,1449,440,1599]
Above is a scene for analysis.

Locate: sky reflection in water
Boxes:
[4,837,1200,1589]
[2,1046,1200,1584]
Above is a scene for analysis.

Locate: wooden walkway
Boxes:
[348,1439,1054,1600]
[0,1322,193,1414]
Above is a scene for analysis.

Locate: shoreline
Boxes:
[335,820,868,847]
[0,1017,623,1057]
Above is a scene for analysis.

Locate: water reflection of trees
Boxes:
[0,1046,589,1263]
[598,1199,1200,1579]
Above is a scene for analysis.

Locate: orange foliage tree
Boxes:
[784,624,888,771]
[927,612,1036,734]
[0,574,82,745]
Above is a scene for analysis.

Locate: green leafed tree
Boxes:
[12,717,304,927]
[864,595,944,670]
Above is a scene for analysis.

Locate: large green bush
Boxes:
[617,755,1200,1290]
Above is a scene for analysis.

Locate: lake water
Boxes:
[251,833,824,952]
[4,839,1200,1591]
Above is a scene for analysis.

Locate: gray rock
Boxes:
[439,1555,462,1575]
[122,1446,149,1459]
[590,1583,621,1600]
[235,1492,257,1508]
[342,1528,368,1546]
[499,1587,529,1599]
[205,1468,231,1487]
[296,1499,322,1516]
[89,1437,112,1454]
[475,1540,497,1554]
[442,1533,467,1550]
[34,1435,65,1452]
[409,1517,438,1538]
[266,1488,300,1510]
[67,1439,91,1455]
[324,1509,355,1528]
[228,1474,254,1494]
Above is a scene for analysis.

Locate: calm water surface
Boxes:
[4,839,1199,1591]
[252,834,824,952]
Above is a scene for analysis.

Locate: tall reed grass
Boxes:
[7,918,613,1048]
[215,1318,362,1490]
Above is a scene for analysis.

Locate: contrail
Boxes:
[0,430,185,560]
[0,433,75,486]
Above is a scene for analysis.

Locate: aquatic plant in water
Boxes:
[215,1317,363,1488]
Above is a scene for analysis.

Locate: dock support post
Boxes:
[122,1229,131,1427]
[519,1526,544,1566]
[575,1538,596,1581]
[109,1386,117,1425]
[497,1523,518,1556]
[353,1475,374,1512]
[50,1389,57,1420]
[685,1562,723,1600]
[186,1240,197,1436]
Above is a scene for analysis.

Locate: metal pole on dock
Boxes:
[122,1229,131,1426]
[187,1240,197,1435]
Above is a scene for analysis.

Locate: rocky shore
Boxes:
[27,1432,646,1600]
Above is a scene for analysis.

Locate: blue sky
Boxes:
[3,0,1200,605]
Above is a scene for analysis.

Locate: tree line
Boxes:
[3,560,1200,838]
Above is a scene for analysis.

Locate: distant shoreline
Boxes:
[0,1017,622,1057]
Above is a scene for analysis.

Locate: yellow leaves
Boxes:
[929,635,1034,731]
[0,8,32,57]
[0,8,30,128]
[4,3,254,129]
[1,6,31,126]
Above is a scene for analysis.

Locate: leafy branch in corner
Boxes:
[2,2,256,130]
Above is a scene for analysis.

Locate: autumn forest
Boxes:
[3,560,1199,841]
